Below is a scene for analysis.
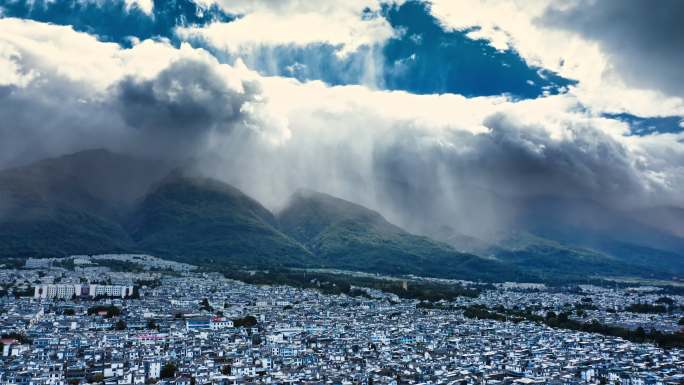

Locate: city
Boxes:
[2,1,684,385]
[1,255,683,385]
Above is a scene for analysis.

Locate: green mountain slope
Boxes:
[277,190,530,281]
[129,174,315,267]
[516,197,684,276]
[0,205,134,258]
[490,232,668,280]
[0,149,167,258]
[435,228,677,281]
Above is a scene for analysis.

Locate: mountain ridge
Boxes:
[276,189,531,281]
[0,149,682,282]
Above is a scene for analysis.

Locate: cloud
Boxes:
[541,0,684,100]
[179,0,395,57]
[112,57,266,158]
[0,0,575,99]
[176,0,397,90]
[0,0,231,47]
[218,80,681,237]
[0,18,280,164]
[180,1,573,98]
[1,17,684,241]
[427,0,684,118]
[124,0,153,15]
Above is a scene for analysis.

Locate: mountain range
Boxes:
[0,149,682,282]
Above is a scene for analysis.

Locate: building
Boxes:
[186,319,211,331]
[34,284,135,299]
[210,317,234,329]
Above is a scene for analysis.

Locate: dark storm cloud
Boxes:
[112,58,260,158]
[365,110,649,238]
[478,112,644,199]
[0,42,261,167]
[0,76,122,167]
[541,0,684,99]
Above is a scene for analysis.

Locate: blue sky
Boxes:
[0,0,231,46]
[2,0,573,98]
[1,0,679,116]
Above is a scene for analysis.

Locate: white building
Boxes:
[90,284,134,298]
[33,284,78,299]
[144,361,161,379]
[34,284,134,299]
[210,317,234,329]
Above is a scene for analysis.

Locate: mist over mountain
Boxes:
[0,150,681,282]
[2,0,684,284]
[276,190,528,281]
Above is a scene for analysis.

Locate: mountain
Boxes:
[0,149,168,215]
[489,232,670,281]
[128,173,314,267]
[0,150,314,267]
[276,190,531,281]
[515,197,684,276]
[0,149,167,258]
[1,149,682,282]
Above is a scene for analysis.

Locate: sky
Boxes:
[1,0,683,239]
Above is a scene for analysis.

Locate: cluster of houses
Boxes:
[465,286,684,333]
[0,256,683,385]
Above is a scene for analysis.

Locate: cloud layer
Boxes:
[1,2,684,242]
[541,0,684,100]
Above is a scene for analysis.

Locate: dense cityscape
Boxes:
[3,1,684,385]
[1,255,683,385]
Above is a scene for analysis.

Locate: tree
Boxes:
[233,315,258,328]
[160,363,177,379]
[634,327,646,341]
[88,305,121,318]
[251,334,262,345]
[114,319,127,331]
[147,319,158,330]
[130,286,141,299]
[221,365,231,375]
[655,297,674,305]
[678,317,684,326]
[199,298,213,312]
